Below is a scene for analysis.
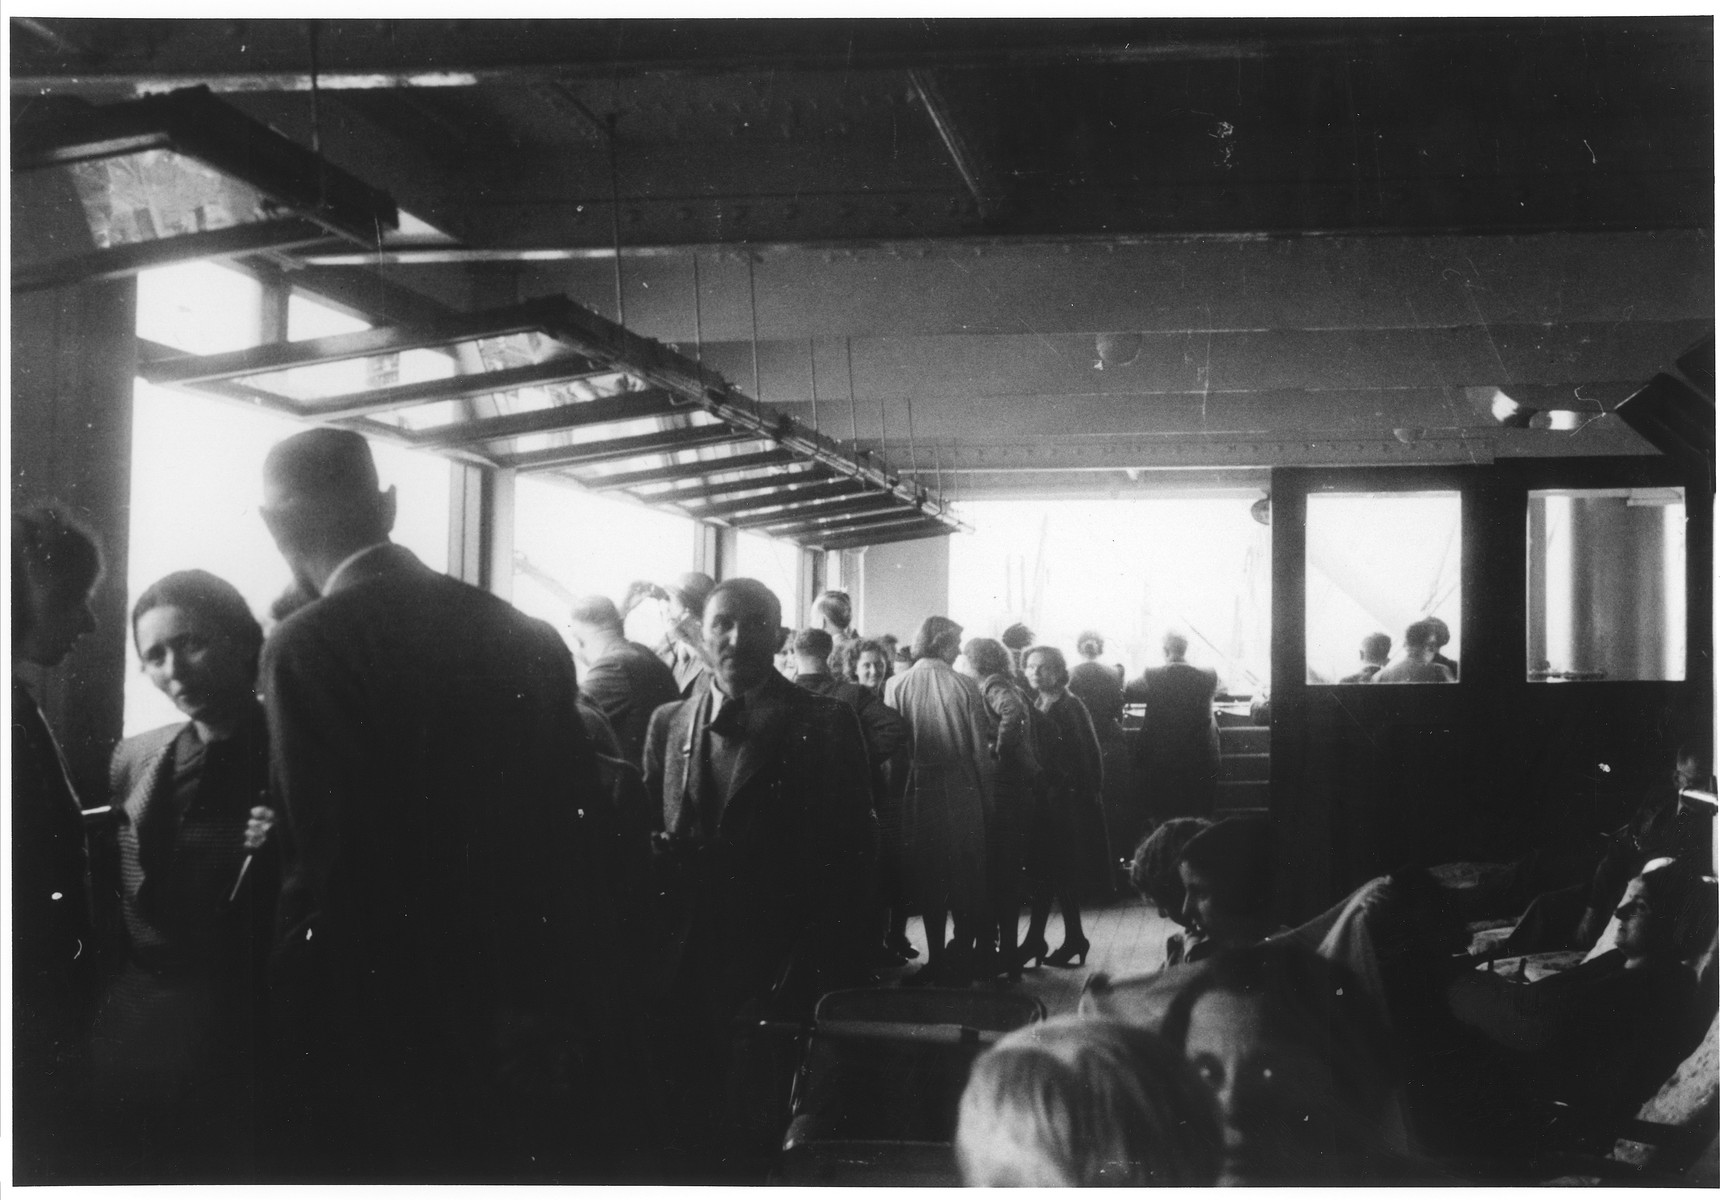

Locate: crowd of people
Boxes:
[12,425,1716,1185]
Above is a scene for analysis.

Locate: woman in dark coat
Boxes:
[1068,630,1133,882]
[12,506,105,1182]
[1019,645,1107,969]
[960,638,1041,981]
[90,570,278,1181]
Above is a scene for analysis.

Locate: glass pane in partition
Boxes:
[1527,488,1685,682]
[511,476,696,652]
[735,530,802,626]
[1306,492,1461,685]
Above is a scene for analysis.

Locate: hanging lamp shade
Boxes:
[12,86,398,292]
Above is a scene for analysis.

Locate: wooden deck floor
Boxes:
[895,899,1180,1016]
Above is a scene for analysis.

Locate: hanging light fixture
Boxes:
[12,86,398,292]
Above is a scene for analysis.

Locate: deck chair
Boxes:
[1541,1006,1719,1185]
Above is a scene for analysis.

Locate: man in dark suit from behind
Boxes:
[568,592,682,767]
[642,579,877,1176]
[790,626,910,791]
[257,428,634,1182]
[1340,631,1393,684]
[791,626,911,965]
[1126,631,1221,824]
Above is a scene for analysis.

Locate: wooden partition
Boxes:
[1269,457,1706,918]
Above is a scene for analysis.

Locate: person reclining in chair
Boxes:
[1441,859,1713,1158]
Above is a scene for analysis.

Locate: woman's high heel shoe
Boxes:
[1015,935,1049,971]
[1044,935,1090,968]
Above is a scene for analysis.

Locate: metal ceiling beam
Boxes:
[688,479,872,520]
[783,509,934,540]
[14,218,335,293]
[14,18,1479,97]
[742,493,911,532]
[643,465,830,506]
[139,298,570,386]
[311,359,612,422]
[410,388,684,449]
[581,448,799,491]
[908,69,1000,220]
[530,295,962,532]
[806,521,954,552]
[505,424,751,472]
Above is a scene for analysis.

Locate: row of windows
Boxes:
[1304,490,1684,686]
[124,262,805,735]
[122,264,1689,733]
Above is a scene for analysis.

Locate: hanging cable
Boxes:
[747,255,762,420]
[845,337,861,469]
[808,338,819,437]
[906,395,921,498]
[691,254,703,368]
[607,113,625,328]
[878,393,888,481]
[306,20,322,157]
[306,20,328,215]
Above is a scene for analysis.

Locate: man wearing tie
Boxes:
[642,577,876,1175]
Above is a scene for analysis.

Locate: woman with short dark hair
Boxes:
[1129,817,1213,966]
[1372,619,1455,684]
[960,637,1039,981]
[90,569,278,1180]
[1019,645,1107,970]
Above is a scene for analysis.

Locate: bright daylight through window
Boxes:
[510,477,695,652]
[948,497,1270,694]
[124,263,450,734]
[1305,492,1461,685]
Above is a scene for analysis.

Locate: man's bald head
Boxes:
[264,427,383,510]
[261,428,395,591]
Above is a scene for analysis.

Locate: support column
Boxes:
[797,547,826,626]
[697,522,736,580]
[855,535,950,644]
[446,463,516,598]
[11,278,139,803]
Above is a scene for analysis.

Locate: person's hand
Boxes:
[245,806,276,850]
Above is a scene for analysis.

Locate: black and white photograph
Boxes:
[8,11,1716,1187]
